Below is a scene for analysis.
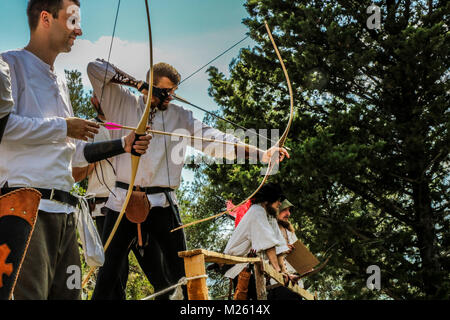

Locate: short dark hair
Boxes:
[251,183,285,205]
[147,62,181,86]
[27,0,80,31]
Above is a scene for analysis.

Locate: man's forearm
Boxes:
[277,254,288,273]
[72,163,95,182]
[83,138,125,163]
[265,247,281,272]
[1,113,67,145]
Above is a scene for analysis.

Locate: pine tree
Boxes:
[180,0,449,299]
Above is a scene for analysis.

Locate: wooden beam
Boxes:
[183,253,209,300]
[261,261,316,300]
[178,249,319,301]
[254,262,267,300]
[179,249,261,265]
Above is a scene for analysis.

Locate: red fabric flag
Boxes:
[226,199,252,228]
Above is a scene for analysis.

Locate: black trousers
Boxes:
[94,215,106,239]
[267,285,303,300]
[92,206,187,300]
[96,213,146,300]
[13,211,80,300]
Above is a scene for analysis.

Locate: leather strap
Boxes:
[94,197,109,204]
[116,181,181,227]
[0,113,10,144]
[115,181,173,195]
[1,185,78,208]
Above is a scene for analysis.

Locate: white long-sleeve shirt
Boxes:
[0,49,89,213]
[87,59,241,210]
[223,204,289,279]
[269,225,304,288]
[0,57,13,119]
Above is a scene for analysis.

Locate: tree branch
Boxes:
[340,180,413,225]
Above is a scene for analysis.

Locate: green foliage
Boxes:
[178,0,449,300]
[65,69,93,189]
[125,252,154,300]
[65,69,95,120]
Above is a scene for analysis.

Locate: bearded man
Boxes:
[223,183,290,299]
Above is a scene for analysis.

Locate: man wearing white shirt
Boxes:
[0,0,151,300]
[87,59,290,299]
[223,183,290,299]
[72,95,168,299]
[267,198,304,300]
[0,57,13,143]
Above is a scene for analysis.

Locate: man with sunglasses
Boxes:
[87,59,290,299]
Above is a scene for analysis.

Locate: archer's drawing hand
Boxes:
[66,117,100,141]
[262,146,290,164]
[124,131,152,155]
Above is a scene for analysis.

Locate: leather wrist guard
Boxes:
[0,113,10,144]
[84,138,125,163]
[98,58,143,91]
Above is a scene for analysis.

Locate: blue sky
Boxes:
[0,0,256,185]
[0,1,254,104]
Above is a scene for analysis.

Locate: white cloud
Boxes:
[54,27,254,92]
[52,30,253,183]
[55,36,154,89]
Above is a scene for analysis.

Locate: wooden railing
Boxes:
[178,249,317,300]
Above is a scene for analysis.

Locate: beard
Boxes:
[152,98,170,111]
[278,219,290,229]
[158,101,169,110]
[278,219,294,232]
[265,204,278,218]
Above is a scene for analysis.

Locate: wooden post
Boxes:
[254,262,267,300]
[183,253,208,300]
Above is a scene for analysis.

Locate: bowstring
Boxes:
[174,23,281,149]
[179,23,265,86]
[99,0,121,107]
[85,0,121,199]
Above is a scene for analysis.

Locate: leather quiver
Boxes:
[234,268,251,300]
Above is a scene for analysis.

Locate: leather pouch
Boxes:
[125,187,150,247]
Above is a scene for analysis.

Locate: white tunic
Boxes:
[0,57,13,119]
[85,120,116,217]
[87,59,241,210]
[269,225,304,288]
[0,49,89,213]
[223,204,289,279]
